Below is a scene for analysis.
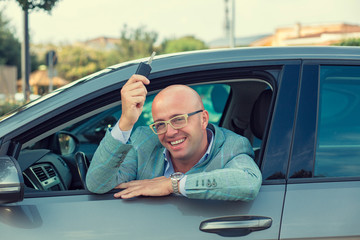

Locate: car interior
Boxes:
[18,75,274,193]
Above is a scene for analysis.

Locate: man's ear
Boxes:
[201,110,209,129]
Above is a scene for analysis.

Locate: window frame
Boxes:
[8,61,293,198]
[288,60,360,184]
[261,63,301,182]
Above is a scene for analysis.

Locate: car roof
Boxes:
[111,46,360,73]
[1,46,360,138]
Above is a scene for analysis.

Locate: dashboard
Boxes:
[18,149,72,191]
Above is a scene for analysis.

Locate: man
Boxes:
[86,74,262,201]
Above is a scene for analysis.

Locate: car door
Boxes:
[281,62,360,239]
[0,60,301,240]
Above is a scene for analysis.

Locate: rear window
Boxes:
[315,65,360,177]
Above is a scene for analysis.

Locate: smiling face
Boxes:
[152,85,209,168]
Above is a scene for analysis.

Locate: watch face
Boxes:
[171,172,184,180]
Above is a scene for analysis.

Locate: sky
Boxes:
[1,0,360,45]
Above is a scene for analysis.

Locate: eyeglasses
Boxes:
[149,110,203,135]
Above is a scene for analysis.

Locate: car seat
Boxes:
[250,89,273,165]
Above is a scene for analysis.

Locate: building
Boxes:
[250,22,360,47]
[17,68,69,96]
[208,34,270,48]
[0,65,17,102]
[80,37,120,50]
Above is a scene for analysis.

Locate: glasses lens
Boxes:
[170,115,187,128]
[154,122,166,134]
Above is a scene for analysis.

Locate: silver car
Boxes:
[1,47,360,239]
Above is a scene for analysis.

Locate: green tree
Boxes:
[116,25,158,62]
[0,9,43,76]
[0,9,21,69]
[160,36,208,54]
[36,26,160,82]
[4,0,62,101]
[0,0,60,73]
[56,44,117,81]
[11,0,61,12]
[335,38,360,46]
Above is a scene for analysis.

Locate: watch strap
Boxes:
[171,177,180,194]
[170,172,184,194]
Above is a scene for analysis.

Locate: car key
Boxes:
[135,52,156,77]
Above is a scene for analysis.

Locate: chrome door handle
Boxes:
[199,216,272,236]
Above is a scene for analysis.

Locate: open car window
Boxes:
[20,78,273,192]
[60,84,231,161]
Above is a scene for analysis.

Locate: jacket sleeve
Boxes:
[184,156,262,201]
[184,136,262,201]
[86,129,137,194]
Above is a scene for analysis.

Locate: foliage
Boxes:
[160,36,208,54]
[116,25,158,62]
[0,102,20,116]
[0,9,41,77]
[0,9,21,69]
[53,26,160,81]
[32,26,208,82]
[55,45,111,81]
[11,0,61,12]
[334,38,360,46]
[30,50,41,72]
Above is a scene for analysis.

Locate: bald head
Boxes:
[152,85,204,118]
[151,84,210,166]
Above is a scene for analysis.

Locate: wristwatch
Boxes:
[170,172,185,194]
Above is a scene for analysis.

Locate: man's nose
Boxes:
[165,123,179,136]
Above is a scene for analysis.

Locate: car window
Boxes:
[315,65,360,177]
[192,84,230,124]
[22,83,231,192]
[64,84,230,157]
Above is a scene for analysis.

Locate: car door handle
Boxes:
[199,216,272,236]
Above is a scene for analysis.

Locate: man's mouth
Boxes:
[170,138,185,146]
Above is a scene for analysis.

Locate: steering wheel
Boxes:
[74,151,89,190]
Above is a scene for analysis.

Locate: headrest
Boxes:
[250,89,272,139]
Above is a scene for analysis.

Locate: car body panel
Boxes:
[281,181,360,239]
[1,185,284,240]
[281,59,360,239]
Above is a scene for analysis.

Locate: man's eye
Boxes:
[172,117,185,123]
[155,122,165,129]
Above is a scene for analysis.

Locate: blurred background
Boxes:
[1,0,360,116]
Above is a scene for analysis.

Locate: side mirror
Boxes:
[58,132,78,155]
[0,156,24,204]
[50,131,79,155]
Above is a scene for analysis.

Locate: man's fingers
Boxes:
[115,180,143,189]
[117,189,141,199]
[122,82,147,97]
[126,88,147,100]
[113,177,172,199]
[126,74,150,86]
[115,191,139,199]
[113,185,142,199]
[123,80,148,92]
[125,96,146,109]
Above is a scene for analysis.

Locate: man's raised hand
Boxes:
[119,74,150,131]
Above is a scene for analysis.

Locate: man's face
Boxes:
[152,89,209,163]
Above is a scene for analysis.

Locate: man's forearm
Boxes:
[185,169,261,201]
[86,130,133,193]
[184,157,262,201]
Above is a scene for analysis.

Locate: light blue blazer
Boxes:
[86,124,262,201]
